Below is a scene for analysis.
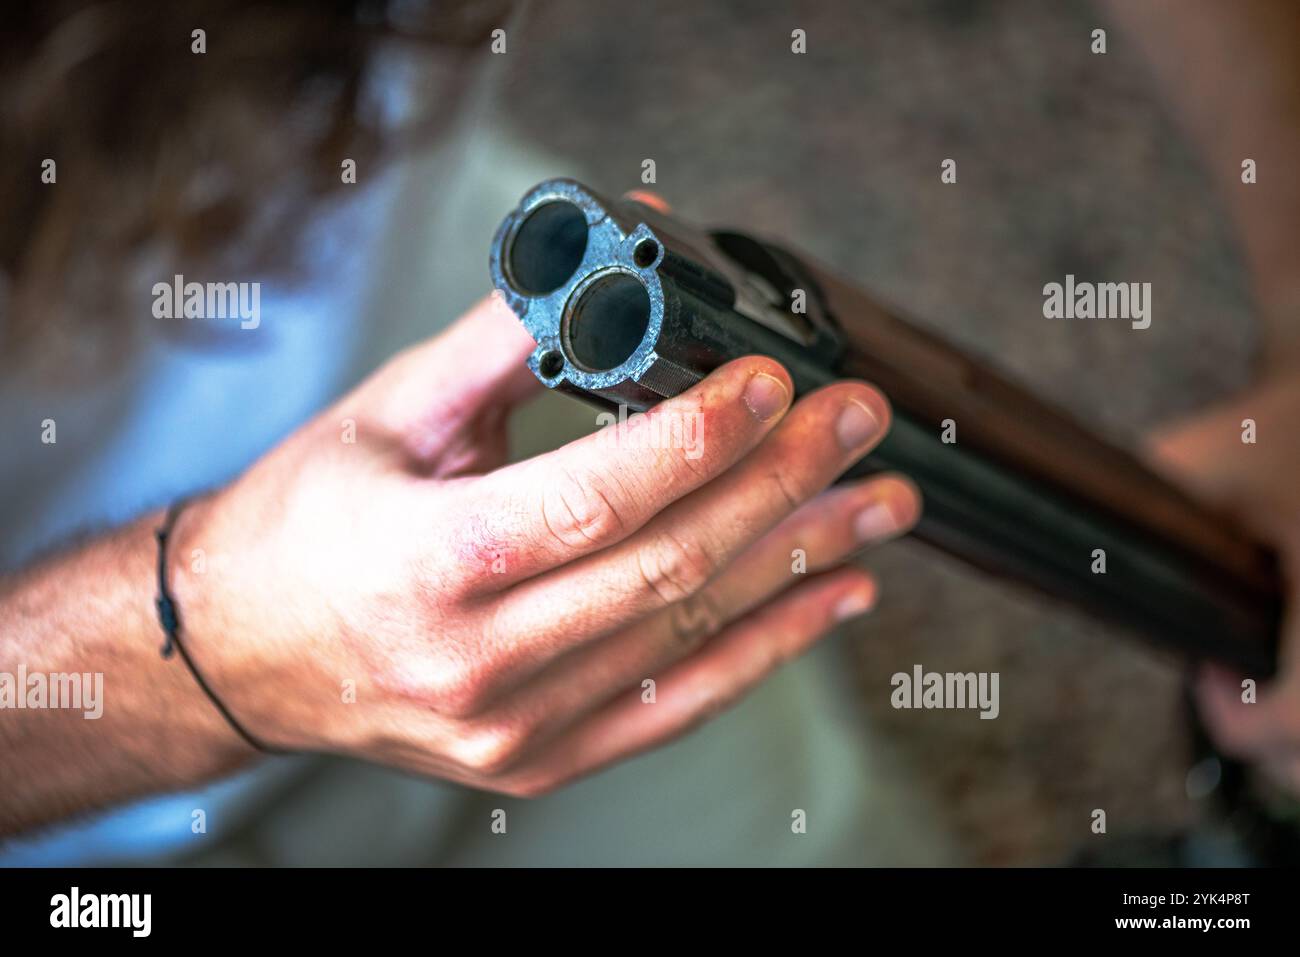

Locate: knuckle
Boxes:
[637,531,718,606]
[453,720,532,776]
[427,657,499,718]
[540,467,628,552]
[444,510,509,592]
[503,775,559,799]
[412,552,468,607]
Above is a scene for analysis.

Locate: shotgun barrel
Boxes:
[489,178,1283,677]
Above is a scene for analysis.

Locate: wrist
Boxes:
[164,493,284,755]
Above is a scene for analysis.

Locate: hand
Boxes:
[1148,371,1300,792]
[172,294,920,796]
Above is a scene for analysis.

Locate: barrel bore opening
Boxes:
[564,274,651,372]
[507,201,588,295]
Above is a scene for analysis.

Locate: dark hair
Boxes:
[0,0,510,367]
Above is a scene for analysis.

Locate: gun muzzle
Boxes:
[489,177,1283,677]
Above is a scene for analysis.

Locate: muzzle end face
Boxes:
[490,179,675,411]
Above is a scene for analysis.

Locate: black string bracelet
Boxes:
[155,498,281,755]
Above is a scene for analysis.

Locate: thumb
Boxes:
[361,293,541,464]
[1145,376,1300,546]
[1197,660,1300,760]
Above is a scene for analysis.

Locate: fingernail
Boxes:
[854,501,904,543]
[836,398,880,451]
[743,372,790,422]
[834,588,875,622]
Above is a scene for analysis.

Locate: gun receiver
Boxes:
[489,178,1283,677]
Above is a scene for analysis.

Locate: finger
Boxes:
[455,474,919,764]
[484,380,890,681]
[1195,662,1300,760]
[447,356,794,588]
[587,474,916,697]
[492,567,877,796]
[622,189,671,214]
[362,293,541,464]
[1144,405,1245,500]
[697,473,919,620]
[1143,377,1300,536]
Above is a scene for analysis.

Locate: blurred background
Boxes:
[0,0,1272,865]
